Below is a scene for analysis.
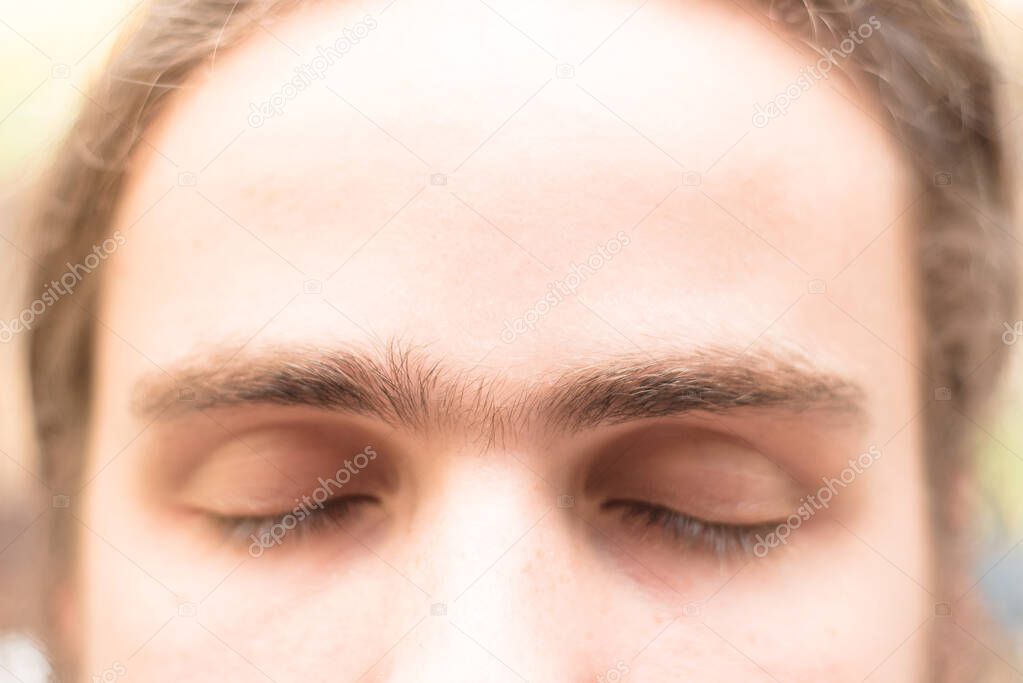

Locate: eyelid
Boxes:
[607,484,797,526]
[603,499,781,557]
[209,494,378,547]
[586,429,804,525]
[168,425,390,515]
[147,409,395,493]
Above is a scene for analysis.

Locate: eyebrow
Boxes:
[133,341,867,436]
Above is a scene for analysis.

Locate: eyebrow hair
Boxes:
[133,341,867,437]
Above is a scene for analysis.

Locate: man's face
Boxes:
[76,0,931,680]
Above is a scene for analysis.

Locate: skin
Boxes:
[73,0,932,680]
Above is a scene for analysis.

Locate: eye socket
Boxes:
[582,424,808,561]
[158,417,396,554]
[209,494,380,551]
[603,499,784,557]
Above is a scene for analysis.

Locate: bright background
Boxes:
[0,0,1021,677]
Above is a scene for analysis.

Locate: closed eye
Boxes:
[210,494,379,550]
[603,499,783,557]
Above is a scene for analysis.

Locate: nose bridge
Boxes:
[375,453,584,682]
[410,450,555,597]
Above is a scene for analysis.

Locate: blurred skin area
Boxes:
[74,0,933,680]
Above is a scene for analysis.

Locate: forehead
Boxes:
[103,0,914,379]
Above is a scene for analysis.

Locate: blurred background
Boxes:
[0,0,1022,679]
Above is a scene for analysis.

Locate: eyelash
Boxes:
[212,495,375,547]
[212,497,774,559]
[603,500,775,557]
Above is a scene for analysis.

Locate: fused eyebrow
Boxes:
[133,341,867,435]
